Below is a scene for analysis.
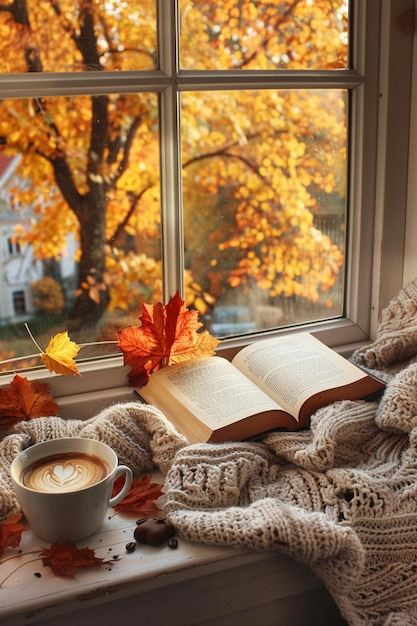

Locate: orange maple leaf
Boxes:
[0,513,25,559]
[117,292,219,387]
[40,542,109,578]
[0,374,60,430]
[40,331,81,376]
[111,475,163,517]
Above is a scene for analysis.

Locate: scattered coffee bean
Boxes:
[34,572,41,578]
[168,538,178,550]
[125,541,136,553]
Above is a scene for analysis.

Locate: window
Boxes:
[0,1,412,394]
[12,291,26,316]
[7,238,21,257]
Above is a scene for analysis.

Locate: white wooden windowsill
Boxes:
[0,385,347,625]
[0,493,346,626]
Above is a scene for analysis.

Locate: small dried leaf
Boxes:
[111,475,163,516]
[40,331,80,376]
[40,542,108,578]
[0,513,25,558]
[0,374,59,429]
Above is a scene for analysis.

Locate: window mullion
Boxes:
[0,71,171,99]
[159,88,185,302]
[158,0,184,302]
[176,70,363,91]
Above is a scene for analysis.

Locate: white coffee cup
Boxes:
[10,438,133,543]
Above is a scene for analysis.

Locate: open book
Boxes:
[138,332,385,443]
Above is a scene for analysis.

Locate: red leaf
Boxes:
[112,475,163,516]
[117,292,219,386]
[40,543,108,578]
[0,513,25,559]
[0,374,59,430]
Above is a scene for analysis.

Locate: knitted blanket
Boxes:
[3,279,417,625]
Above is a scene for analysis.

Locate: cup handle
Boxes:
[108,465,133,508]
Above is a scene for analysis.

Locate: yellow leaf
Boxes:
[40,332,81,376]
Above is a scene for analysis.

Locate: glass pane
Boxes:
[0,93,161,372]
[0,0,157,73]
[180,0,349,70]
[181,89,347,337]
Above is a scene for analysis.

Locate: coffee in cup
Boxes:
[21,452,109,493]
[11,438,133,543]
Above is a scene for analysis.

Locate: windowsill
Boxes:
[0,344,354,625]
[1,479,341,626]
[0,315,370,409]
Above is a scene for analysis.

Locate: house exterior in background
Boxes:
[0,153,43,321]
[0,153,78,323]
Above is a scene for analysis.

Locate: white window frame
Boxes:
[404,0,417,285]
[0,0,413,413]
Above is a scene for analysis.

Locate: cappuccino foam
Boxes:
[21,452,109,493]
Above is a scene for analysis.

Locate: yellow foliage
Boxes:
[0,0,348,320]
[31,277,65,315]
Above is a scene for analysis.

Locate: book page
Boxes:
[232,333,366,416]
[148,356,282,429]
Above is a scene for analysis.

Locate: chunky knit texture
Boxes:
[0,404,187,521]
[352,278,417,372]
[3,278,417,625]
[164,277,417,626]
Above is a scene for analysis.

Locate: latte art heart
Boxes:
[53,464,75,482]
[22,452,109,493]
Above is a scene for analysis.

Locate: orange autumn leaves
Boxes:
[0,375,59,429]
[0,534,109,583]
[0,330,80,428]
[39,542,109,578]
[0,293,219,428]
[118,291,219,386]
[0,513,25,559]
[0,476,164,585]
[112,475,163,517]
[0,295,195,584]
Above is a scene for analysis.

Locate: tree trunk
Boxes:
[67,186,109,333]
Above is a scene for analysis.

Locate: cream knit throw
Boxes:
[164,278,417,626]
[0,404,188,521]
[3,279,417,625]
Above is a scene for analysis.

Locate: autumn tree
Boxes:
[180,0,347,308]
[0,0,161,334]
[0,0,348,339]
